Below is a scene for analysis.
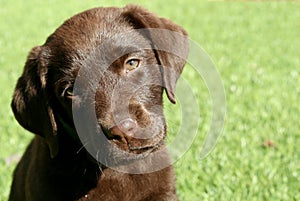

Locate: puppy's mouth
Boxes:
[127,141,164,154]
[101,125,164,155]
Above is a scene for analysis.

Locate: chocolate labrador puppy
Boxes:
[9,4,188,201]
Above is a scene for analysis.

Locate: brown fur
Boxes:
[9,5,188,201]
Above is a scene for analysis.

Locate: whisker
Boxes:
[96,150,104,176]
[76,141,90,154]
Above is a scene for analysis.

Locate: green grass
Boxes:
[1,0,299,200]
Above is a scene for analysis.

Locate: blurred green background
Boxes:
[0,0,299,200]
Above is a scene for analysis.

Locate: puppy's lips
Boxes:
[100,125,164,154]
[128,141,164,154]
[111,138,164,155]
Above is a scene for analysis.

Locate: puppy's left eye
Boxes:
[124,58,140,72]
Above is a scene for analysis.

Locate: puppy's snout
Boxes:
[108,118,137,141]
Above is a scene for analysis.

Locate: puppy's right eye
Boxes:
[64,86,73,99]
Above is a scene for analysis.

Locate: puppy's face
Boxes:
[11,5,188,165]
[51,26,166,163]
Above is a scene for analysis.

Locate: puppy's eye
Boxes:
[64,86,73,98]
[124,58,140,72]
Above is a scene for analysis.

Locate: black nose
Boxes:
[107,118,137,140]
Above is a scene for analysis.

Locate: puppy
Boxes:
[9,5,188,201]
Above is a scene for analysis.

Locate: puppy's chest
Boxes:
[77,169,156,201]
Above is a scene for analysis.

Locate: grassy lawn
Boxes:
[1,0,299,200]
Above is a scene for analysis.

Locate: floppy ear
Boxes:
[122,5,189,103]
[11,46,59,158]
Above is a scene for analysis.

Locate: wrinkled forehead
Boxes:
[95,27,153,59]
[46,13,152,70]
[79,28,154,77]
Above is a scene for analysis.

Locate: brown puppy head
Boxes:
[11,5,188,164]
